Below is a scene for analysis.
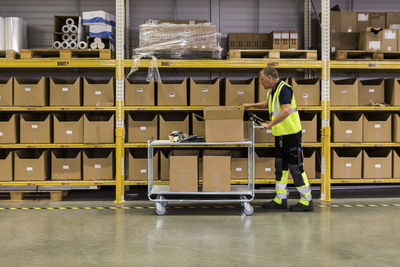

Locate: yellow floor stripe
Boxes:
[342,205,353,207]
[96,207,105,209]
[330,205,340,208]
[355,205,366,207]
[368,205,378,207]
[393,204,400,207]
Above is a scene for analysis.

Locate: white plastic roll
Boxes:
[78,41,87,49]
[90,42,98,49]
[5,17,27,52]
[62,34,70,41]
[61,41,69,49]
[53,41,62,49]
[69,25,78,33]
[62,25,70,33]
[0,17,5,50]
[65,18,75,26]
[97,41,105,49]
[68,41,77,49]
[94,37,102,43]
[70,34,77,42]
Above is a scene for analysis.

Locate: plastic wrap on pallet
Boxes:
[0,17,5,50]
[134,20,222,59]
[5,17,27,53]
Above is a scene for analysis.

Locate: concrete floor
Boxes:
[0,198,399,267]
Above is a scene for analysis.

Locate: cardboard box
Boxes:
[250,112,274,143]
[125,79,155,106]
[228,33,238,49]
[363,113,391,142]
[236,33,246,49]
[84,113,114,143]
[255,149,275,179]
[192,113,204,137]
[363,149,392,179]
[330,78,358,106]
[50,77,81,106]
[290,78,320,106]
[14,77,47,106]
[159,113,189,140]
[230,150,248,180]
[202,150,230,192]
[386,12,400,29]
[300,113,317,143]
[330,32,359,53]
[14,150,50,181]
[332,113,363,143]
[359,27,383,51]
[281,31,290,50]
[261,33,269,49]
[358,78,384,105]
[20,114,51,144]
[385,78,400,106]
[225,78,255,106]
[169,150,198,192]
[252,34,262,49]
[332,149,362,179]
[289,30,298,50]
[190,78,219,106]
[393,114,400,142]
[0,151,13,181]
[128,150,158,181]
[158,78,187,106]
[83,150,113,180]
[53,114,84,143]
[0,114,17,144]
[382,29,397,52]
[393,149,400,178]
[330,11,357,33]
[0,77,13,106]
[271,31,282,49]
[204,106,244,142]
[244,33,253,48]
[357,12,371,32]
[127,113,157,143]
[83,77,114,106]
[289,149,316,179]
[160,150,170,181]
[51,150,81,180]
[371,12,386,28]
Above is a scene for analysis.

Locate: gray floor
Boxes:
[0,198,400,267]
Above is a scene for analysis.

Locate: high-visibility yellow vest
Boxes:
[267,80,302,136]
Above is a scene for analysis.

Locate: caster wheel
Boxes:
[155,202,166,216]
[242,203,254,216]
[159,196,168,207]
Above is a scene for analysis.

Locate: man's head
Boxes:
[260,66,279,89]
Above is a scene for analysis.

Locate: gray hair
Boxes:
[263,66,279,79]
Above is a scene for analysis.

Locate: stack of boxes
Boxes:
[228,31,299,50]
[82,10,115,50]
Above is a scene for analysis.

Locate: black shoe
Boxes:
[289,201,314,212]
[263,199,287,209]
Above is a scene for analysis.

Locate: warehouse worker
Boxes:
[243,66,313,212]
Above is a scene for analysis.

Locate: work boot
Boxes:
[263,199,287,209]
[289,201,314,212]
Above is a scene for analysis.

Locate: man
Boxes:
[244,66,313,212]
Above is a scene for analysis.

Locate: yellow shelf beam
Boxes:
[124,142,321,148]
[0,59,116,68]
[0,144,116,149]
[331,106,400,111]
[125,179,321,186]
[124,106,322,111]
[331,179,400,183]
[0,106,116,111]
[331,61,400,70]
[0,181,116,186]
[331,143,400,147]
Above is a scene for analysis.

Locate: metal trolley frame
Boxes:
[147,123,258,216]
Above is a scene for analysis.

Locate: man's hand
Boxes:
[243,103,253,110]
[261,122,272,129]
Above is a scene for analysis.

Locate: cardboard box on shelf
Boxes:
[230,150,248,180]
[160,150,171,181]
[20,114,51,144]
[127,113,158,143]
[50,77,81,106]
[270,31,282,49]
[236,33,246,49]
[385,78,400,106]
[0,114,17,144]
[359,27,383,51]
[393,114,400,142]
[330,78,358,106]
[386,12,400,29]
[190,78,219,106]
[83,150,113,180]
[330,32,358,53]
[228,33,238,49]
[125,79,155,106]
[363,113,391,143]
[358,78,384,105]
[14,77,47,106]
[393,149,400,178]
[83,77,114,106]
[289,30,299,50]
[0,151,13,181]
[290,78,320,106]
[363,149,392,179]
[128,150,158,181]
[158,78,187,106]
[382,29,397,52]
[204,106,244,142]
[0,77,13,106]
[225,78,255,106]
[244,33,253,48]
[281,30,290,50]
[169,150,198,192]
[14,150,50,181]
[300,113,317,143]
[255,149,275,179]
[332,113,363,143]
[84,113,114,143]
[203,150,230,192]
[332,148,362,179]
[51,150,81,180]
[53,114,84,144]
[330,11,357,33]
[159,113,189,140]
[356,12,371,32]
[252,34,262,49]
[370,12,386,28]
[191,113,204,137]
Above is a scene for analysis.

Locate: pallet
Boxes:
[20,49,113,60]
[0,50,19,59]
[0,191,67,201]
[227,49,318,60]
[334,50,382,60]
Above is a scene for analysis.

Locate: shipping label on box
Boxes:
[271,31,282,49]
[359,28,383,51]
[357,13,370,32]
[281,31,290,50]
[125,79,155,106]
[382,29,397,52]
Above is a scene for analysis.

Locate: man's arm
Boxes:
[261,104,291,128]
[243,101,268,110]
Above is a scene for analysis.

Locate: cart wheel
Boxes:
[159,196,168,207]
[155,202,166,216]
[242,203,254,216]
